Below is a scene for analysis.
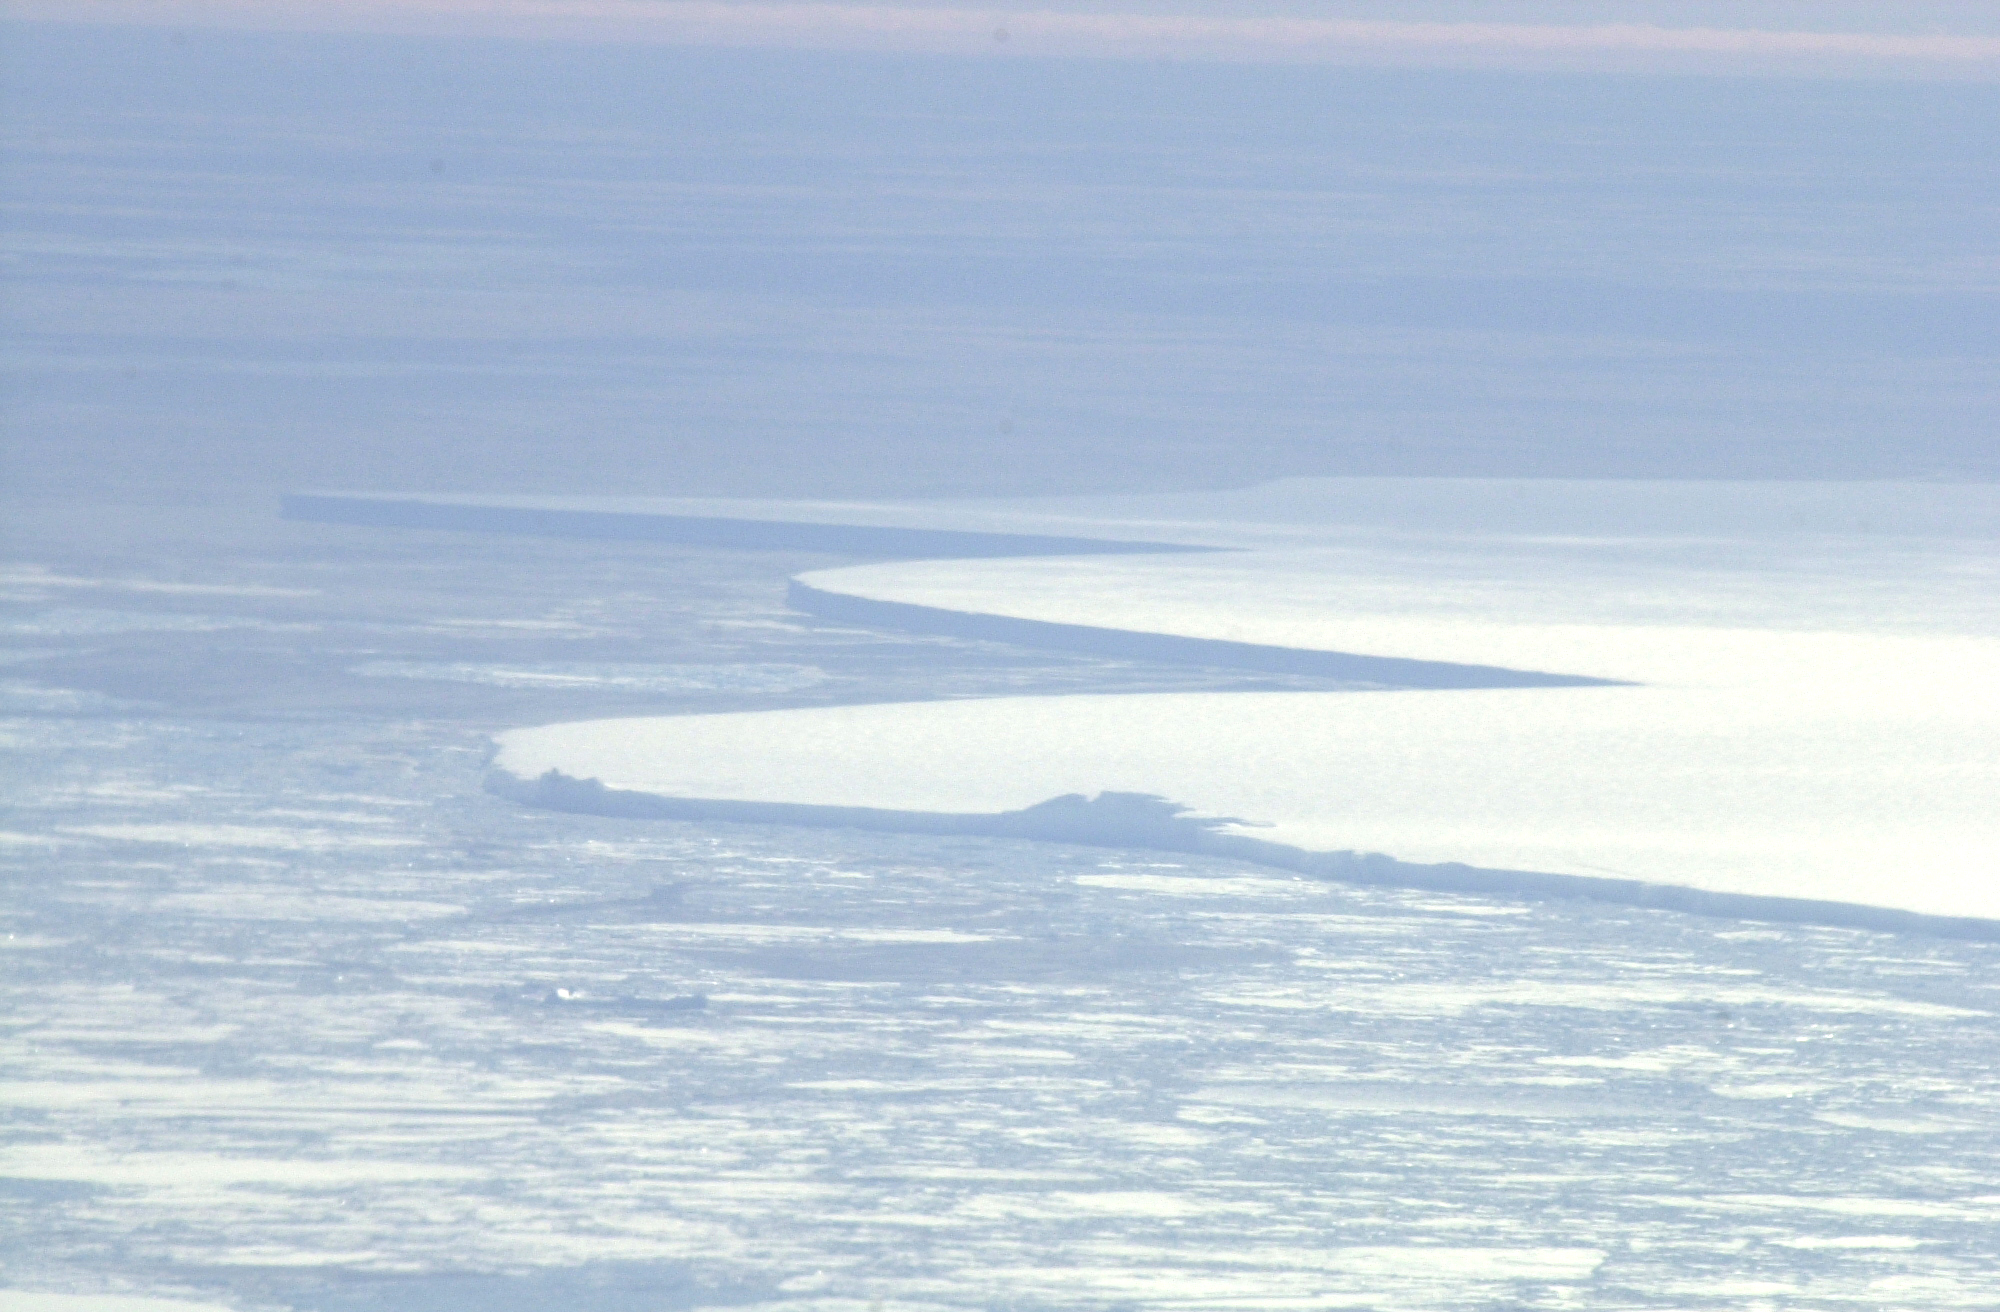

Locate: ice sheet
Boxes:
[496,479,2000,926]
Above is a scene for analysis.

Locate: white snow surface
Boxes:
[496,479,2000,923]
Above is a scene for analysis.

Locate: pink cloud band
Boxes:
[18,1,2000,77]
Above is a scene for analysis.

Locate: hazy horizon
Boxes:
[6,14,1997,509]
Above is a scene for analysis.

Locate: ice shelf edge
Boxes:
[489,768,2000,943]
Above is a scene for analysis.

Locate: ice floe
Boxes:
[472,478,2000,933]
[306,481,1999,930]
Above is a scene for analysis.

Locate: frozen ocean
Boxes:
[5,10,2000,1309]
[4,502,1999,1310]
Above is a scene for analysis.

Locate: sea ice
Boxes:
[490,479,2000,928]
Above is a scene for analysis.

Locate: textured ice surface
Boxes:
[500,479,2000,924]
[8,713,2000,1309]
[6,502,1999,1309]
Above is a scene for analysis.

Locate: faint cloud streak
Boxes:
[15,1,2000,77]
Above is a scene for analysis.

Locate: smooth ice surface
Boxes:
[499,479,2000,922]
[495,684,2000,920]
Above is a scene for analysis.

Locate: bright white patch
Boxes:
[497,684,2000,921]
[1711,1081,1828,1099]
[1538,1054,1676,1072]
[498,479,2000,924]
[1075,873,1310,898]
[958,1190,1216,1220]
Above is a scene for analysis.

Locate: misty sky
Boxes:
[3,4,1996,504]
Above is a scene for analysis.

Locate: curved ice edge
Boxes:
[788,580,1626,689]
[280,492,1616,687]
[489,769,2000,943]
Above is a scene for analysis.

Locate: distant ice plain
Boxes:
[495,478,2000,925]
[10,16,2000,1305]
